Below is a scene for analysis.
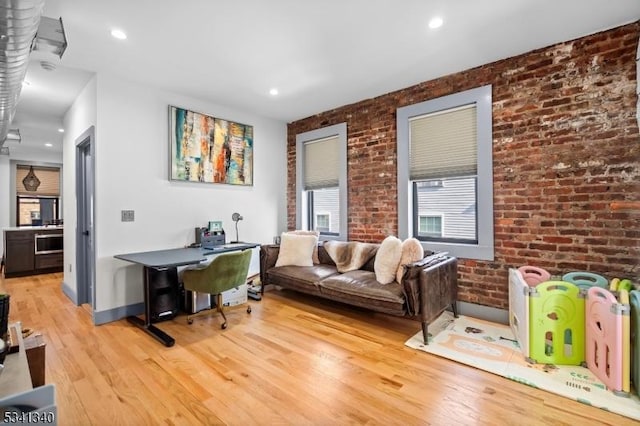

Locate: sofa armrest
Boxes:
[401,253,457,317]
[260,244,280,285]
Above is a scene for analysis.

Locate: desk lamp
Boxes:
[231,212,243,243]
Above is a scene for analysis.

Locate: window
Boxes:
[15,165,61,227]
[296,123,347,240]
[17,196,60,227]
[397,85,494,260]
[418,214,443,238]
[315,212,331,233]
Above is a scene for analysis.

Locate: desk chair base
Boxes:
[187,294,251,329]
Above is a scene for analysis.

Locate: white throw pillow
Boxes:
[396,238,425,284]
[374,236,402,284]
[287,230,320,264]
[275,232,318,267]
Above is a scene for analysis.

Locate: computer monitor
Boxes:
[208,221,223,233]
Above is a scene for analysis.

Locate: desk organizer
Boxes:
[529,281,585,365]
[631,290,640,396]
[585,287,630,395]
[509,268,531,359]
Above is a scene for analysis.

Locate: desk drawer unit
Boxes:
[147,267,180,322]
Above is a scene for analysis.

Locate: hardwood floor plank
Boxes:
[1,273,637,425]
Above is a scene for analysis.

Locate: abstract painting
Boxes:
[169,105,253,185]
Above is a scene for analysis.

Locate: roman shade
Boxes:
[303,135,339,190]
[409,104,477,180]
[16,165,60,196]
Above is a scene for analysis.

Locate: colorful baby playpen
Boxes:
[529,280,585,365]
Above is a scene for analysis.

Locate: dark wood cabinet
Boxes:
[34,253,64,270]
[4,230,35,276]
[3,228,63,278]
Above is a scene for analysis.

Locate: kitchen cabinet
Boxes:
[3,227,63,278]
[4,230,35,276]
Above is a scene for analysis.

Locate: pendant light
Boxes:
[22,166,41,191]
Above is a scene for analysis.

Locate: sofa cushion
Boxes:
[318,270,406,316]
[374,236,402,284]
[396,238,424,284]
[275,232,318,267]
[267,264,339,294]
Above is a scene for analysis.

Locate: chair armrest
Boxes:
[401,254,457,317]
[260,244,280,285]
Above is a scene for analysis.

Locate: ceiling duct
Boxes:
[0,0,45,147]
[33,16,66,57]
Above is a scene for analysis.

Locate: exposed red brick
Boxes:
[287,23,640,310]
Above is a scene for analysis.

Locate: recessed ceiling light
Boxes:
[269,88,279,96]
[428,17,444,29]
[57,128,64,133]
[45,143,53,147]
[111,29,127,40]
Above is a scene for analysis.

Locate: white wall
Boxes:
[62,75,98,301]
[0,155,9,257]
[64,72,287,317]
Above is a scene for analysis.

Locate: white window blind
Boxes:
[410,104,477,180]
[304,136,339,190]
[16,165,60,196]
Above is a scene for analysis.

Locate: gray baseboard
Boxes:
[455,301,509,325]
[93,302,144,325]
[61,281,77,305]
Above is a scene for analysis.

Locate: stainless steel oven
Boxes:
[34,233,64,255]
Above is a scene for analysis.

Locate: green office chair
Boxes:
[181,250,252,328]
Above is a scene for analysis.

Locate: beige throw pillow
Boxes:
[287,230,320,264]
[396,238,425,284]
[374,236,403,284]
[275,232,318,267]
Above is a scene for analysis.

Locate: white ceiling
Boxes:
[7,0,640,155]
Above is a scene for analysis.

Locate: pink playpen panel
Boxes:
[631,290,639,396]
[586,287,624,393]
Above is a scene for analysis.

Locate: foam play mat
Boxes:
[405,313,640,421]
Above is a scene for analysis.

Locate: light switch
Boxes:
[121,210,135,222]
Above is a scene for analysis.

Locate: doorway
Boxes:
[75,126,95,312]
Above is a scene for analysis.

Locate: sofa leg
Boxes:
[421,322,429,345]
[451,302,459,318]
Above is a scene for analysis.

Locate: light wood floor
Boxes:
[2,273,636,425]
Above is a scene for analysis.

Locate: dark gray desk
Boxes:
[115,243,259,347]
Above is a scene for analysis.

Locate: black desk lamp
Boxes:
[231,212,243,243]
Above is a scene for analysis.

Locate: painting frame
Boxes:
[169,105,253,186]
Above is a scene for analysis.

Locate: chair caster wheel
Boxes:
[221,323,227,329]
[247,306,252,314]
[187,319,193,325]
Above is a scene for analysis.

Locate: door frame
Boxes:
[75,126,96,310]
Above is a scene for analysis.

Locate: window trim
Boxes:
[397,85,494,260]
[296,123,347,241]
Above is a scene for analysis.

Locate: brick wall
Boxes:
[287,23,640,309]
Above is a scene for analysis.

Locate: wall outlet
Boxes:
[121,210,135,222]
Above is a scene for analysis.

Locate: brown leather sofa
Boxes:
[260,243,458,344]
